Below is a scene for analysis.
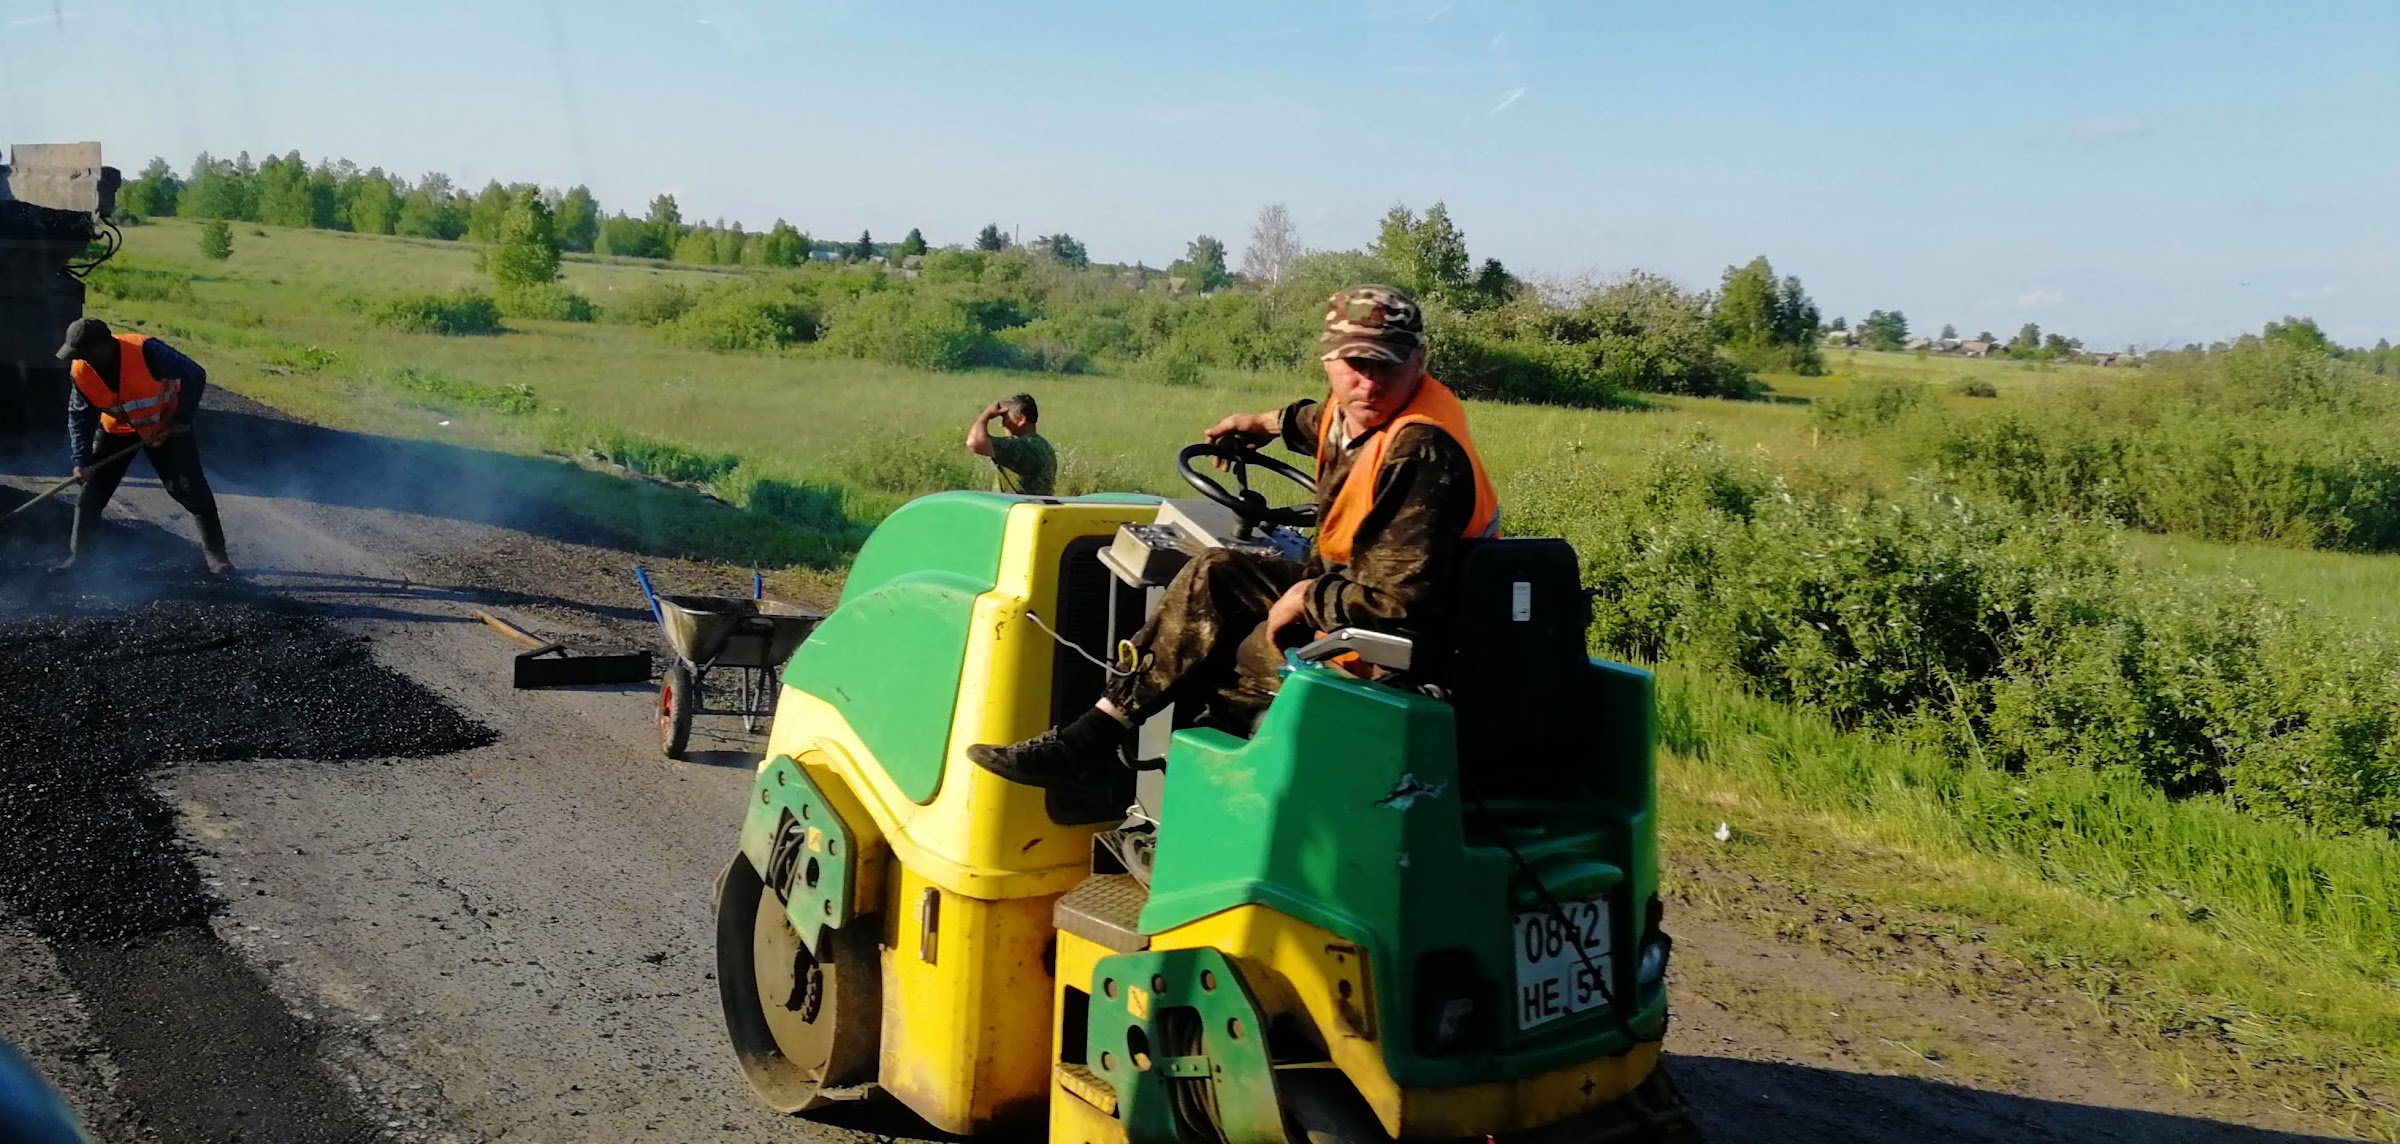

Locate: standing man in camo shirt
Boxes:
[967,392,1057,497]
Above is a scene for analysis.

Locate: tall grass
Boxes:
[1824,343,2400,552]
[1662,667,2400,971]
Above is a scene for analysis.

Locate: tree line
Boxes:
[117,150,931,270]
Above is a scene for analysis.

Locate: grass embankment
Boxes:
[88,219,2400,1137]
[1660,690,2400,1137]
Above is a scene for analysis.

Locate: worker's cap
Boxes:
[54,317,112,361]
[1317,285,1424,363]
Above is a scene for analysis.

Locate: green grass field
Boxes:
[88,218,2400,1138]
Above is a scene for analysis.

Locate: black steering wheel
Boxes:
[1176,441,1318,531]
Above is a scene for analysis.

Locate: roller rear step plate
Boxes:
[473,609,652,689]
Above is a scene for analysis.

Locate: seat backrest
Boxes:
[1439,538,1594,801]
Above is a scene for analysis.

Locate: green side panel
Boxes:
[1088,947,1282,1144]
[738,755,857,955]
[782,571,981,805]
[832,491,1013,608]
[1141,660,1667,1088]
[1141,666,1469,957]
[784,492,1012,805]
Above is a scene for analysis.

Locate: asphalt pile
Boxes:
[0,592,495,943]
[0,481,502,1140]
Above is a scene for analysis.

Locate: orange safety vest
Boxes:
[1313,373,1500,567]
[70,334,180,442]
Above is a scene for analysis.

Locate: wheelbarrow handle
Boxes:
[633,565,663,623]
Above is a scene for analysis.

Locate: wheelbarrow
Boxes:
[635,566,823,760]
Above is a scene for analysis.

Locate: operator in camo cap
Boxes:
[968,285,1500,791]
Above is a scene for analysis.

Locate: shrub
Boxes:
[995,322,1091,374]
[1431,330,1623,408]
[1549,273,1757,398]
[820,291,995,371]
[917,250,989,284]
[496,282,596,322]
[369,289,503,336]
[606,282,696,326]
[661,286,818,352]
[1951,377,1999,398]
[1508,435,2400,835]
[1893,344,2400,551]
[1155,291,1307,372]
[1128,355,1205,387]
[1810,378,1931,431]
[197,219,233,260]
[1005,310,1137,360]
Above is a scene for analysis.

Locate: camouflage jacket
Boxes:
[1277,397,1480,638]
[988,432,1057,496]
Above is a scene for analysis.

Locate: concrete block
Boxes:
[2,142,117,215]
[10,142,101,169]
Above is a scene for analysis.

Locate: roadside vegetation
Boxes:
[82,215,2400,1138]
[1817,324,2400,553]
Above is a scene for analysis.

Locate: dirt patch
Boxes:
[1663,852,2363,1142]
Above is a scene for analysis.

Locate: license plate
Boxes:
[1513,897,1612,1029]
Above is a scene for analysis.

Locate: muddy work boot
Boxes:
[966,709,1125,790]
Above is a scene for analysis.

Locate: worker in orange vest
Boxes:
[969,285,1498,791]
[55,318,232,574]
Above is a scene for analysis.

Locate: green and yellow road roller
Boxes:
[715,442,1693,1142]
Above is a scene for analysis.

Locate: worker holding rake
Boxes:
[54,318,233,575]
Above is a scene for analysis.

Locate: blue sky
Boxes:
[2,0,2393,349]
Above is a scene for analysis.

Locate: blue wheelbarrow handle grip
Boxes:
[634,565,663,623]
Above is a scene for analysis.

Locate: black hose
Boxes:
[63,218,121,279]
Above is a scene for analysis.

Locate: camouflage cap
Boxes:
[1317,285,1424,363]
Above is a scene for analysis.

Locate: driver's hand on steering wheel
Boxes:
[1204,411,1281,470]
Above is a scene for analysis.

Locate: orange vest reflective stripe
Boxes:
[70,334,180,441]
[1313,374,1500,567]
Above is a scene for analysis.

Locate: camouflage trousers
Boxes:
[1103,547,1309,730]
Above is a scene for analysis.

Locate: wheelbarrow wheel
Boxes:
[660,662,696,760]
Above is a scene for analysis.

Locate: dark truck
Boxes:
[0,142,120,450]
